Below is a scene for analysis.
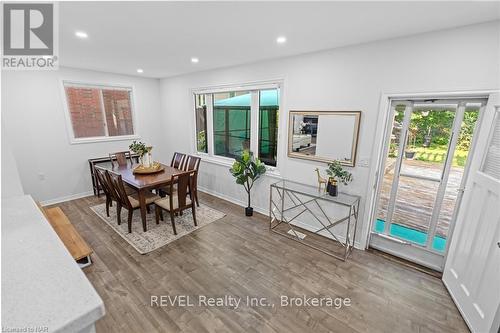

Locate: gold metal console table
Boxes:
[269,179,360,261]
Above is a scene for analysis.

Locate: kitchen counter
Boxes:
[1,195,105,333]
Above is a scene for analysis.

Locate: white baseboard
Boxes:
[39,191,94,207]
[198,186,269,215]
[198,186,363,250]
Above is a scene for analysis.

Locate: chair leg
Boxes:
[116,203,122,225]
[146,205,150,214]
[127,210,133,233]
[195,190,200,207]
[155,205,160,225]
[105,197,110,217]
[192,205,197,227]
[170,212,177,235]
[159,209,164,221]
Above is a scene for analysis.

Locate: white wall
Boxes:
[1,67,165,204]
[1,121,25,198]
[159,21,500,248]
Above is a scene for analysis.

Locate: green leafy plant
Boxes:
[326,160,353,185]
[197,130,206,152]
[129,140,151,156]
[229,150,266,209]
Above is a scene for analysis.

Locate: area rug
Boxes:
[90,203,226,254]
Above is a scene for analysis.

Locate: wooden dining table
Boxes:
[96,163,182,232]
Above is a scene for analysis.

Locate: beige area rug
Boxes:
[90,203,226,254]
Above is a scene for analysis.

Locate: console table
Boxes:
[88,154,140,196]
[269,179,360,261]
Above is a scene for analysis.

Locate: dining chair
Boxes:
[170,152,186,169]
[107,171,160,233]
[154,170,197,235]
[95,168,115,217]
[109,151,132,168]
[182,155,201,207]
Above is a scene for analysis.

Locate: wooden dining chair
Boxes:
[95,168,115,217]
[107,171,160,233]
[154,170,197,235]
[109,151,132,168]
[170,152,186,169]
[182,155,201,207]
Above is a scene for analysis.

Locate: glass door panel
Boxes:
[432,107,480,252]
[375,104,406,228]
[391,107,456,245]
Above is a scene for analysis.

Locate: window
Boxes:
[213,91,251,159]
[193,84,280,167]
[194,94,208,153]
[258,89,279,166]
[63,82,136,142]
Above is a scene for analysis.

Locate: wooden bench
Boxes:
[40,205,93,268]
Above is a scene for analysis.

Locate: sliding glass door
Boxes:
[371,98,486,270]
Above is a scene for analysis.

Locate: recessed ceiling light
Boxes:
[136,68,144,73]
[75,31,88,39]
[191,57,199,63]
[276,36,287,44]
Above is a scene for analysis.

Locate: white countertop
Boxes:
[1,195,105,333]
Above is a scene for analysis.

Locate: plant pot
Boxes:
[405,151,416,159]
[245,207,253,216]
[328,182,338,197]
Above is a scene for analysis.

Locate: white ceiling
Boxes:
[59,1,500,78]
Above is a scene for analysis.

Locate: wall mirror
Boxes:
[288,111,361,166]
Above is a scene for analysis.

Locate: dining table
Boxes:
[95,162,182,232]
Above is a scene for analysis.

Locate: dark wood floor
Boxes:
[55,192,468,333]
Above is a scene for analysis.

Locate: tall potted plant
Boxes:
[229,150,266,216]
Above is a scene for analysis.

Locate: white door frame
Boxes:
[361,90,499,266]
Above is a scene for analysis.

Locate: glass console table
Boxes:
[269,179,360,261]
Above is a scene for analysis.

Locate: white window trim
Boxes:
[60,80,140,144]
[191,80,283,174]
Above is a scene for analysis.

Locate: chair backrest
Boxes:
[110,151,131,168]
[167,170,196,210]
[182,155,201,172]
[171,152,186,169]
[107,171,132,209]
[95,167,111,197]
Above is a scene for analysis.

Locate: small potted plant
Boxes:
[229,150,266,216]
[129,140,153,167]
[325,161,352,196]
[404,145,417,159]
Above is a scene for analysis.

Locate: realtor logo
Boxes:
[2,2,58,70]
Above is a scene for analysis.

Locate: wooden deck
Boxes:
[377,159,463,238]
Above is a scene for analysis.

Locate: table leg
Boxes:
[138,189,147,232]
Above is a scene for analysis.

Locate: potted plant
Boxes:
[229,150,266,216]
[404,126,418,159]
[404,145,417,159]
[325,161,352,196]
[129,140,153,167]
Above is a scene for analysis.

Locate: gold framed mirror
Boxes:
[288,111,361,166]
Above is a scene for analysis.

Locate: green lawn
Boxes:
[413,145,468,167]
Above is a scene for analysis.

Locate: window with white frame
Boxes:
[194,85,280,167]
[63,82,136,142]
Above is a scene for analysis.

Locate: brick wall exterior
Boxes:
[65,87,134,138]
[65,87,105,138]
[102,89,134,136]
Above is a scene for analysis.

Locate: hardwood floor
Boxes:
[54,192,468,333]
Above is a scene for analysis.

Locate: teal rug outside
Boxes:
[375,219,446,252]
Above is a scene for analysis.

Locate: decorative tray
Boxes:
[133,162,164,174]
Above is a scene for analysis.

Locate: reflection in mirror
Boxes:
[288,111,361,166]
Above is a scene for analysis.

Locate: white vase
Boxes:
[141,153,151,168]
